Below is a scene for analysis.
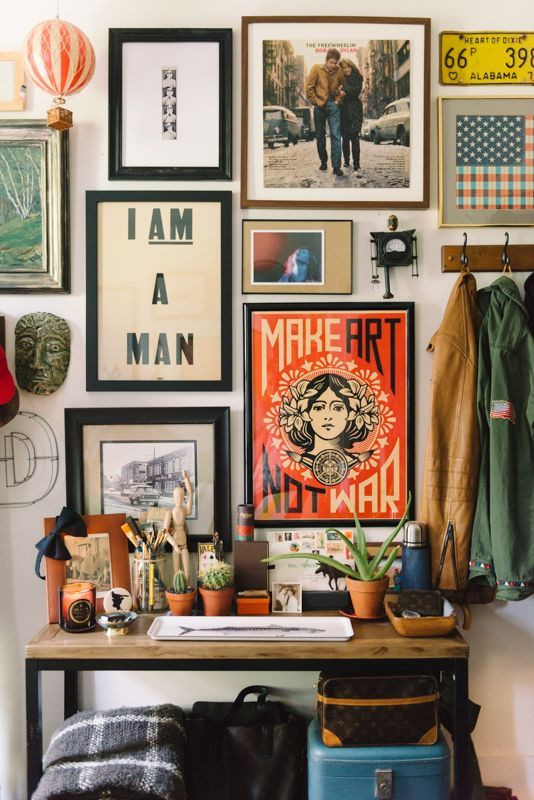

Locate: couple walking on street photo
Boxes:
[305,47,363,177]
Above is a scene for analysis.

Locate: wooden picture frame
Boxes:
[244,302,414,527]
[109,28,232,181]
[438,95,534,227]
[241,16,430,209]
[86,190,232,391]
[0,52,25,111]
[242,219,353,294]
[0,120,69,293]
[65,406,231,552]
[43,513,130,624]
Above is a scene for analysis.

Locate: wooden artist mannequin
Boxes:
[163,470,193,582]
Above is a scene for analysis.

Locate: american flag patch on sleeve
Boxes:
[490,399,517,424]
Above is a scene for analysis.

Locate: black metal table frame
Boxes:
[26,655,469,800]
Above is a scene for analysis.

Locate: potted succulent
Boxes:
[264,493,411,618]
[165,569,196,616]
[198,562,235,616]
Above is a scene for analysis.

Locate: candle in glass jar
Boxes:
[58,582,96,632]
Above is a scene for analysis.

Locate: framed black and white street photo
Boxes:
[65,406,231,552]
[86,190,232,391]
[109,28,232,181]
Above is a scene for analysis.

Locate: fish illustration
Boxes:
[173,623,327,637]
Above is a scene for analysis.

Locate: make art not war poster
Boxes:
[90,194,231,390]
[247,306,414,525]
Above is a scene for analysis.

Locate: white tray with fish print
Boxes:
[147,615,354,641]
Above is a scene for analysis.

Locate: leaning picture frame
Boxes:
[241,16,430,209]
[109,28,232,181]
[43,512,130,624]
[65,406,231,552]
[242,219,353,294]
[438,95,534,227]
[86,190,232,391]
[244,303,414,528]
[0,120,69,292]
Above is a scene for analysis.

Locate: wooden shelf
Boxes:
[26,612,468,662]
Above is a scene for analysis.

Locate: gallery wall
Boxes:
[0,0,533,798]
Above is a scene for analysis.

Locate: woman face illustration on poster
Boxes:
[279,372,379,486]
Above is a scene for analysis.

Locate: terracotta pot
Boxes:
[199,586,235,616]
[346,577,389,618]
[166,589,196,616]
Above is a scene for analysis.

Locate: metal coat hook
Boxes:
[460,232,469,271]
[501,232,512,273]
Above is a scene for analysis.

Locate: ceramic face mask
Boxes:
[15,312,70,395]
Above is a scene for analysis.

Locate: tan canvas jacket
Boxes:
[420,272,481,590]
[305,64,343,107]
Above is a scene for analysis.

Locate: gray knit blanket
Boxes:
[32,704,186,800]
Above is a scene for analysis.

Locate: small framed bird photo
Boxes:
[242,219,352,294]
[438,96,534,227]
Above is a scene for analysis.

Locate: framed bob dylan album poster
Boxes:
[64,406,231,551]
[43,513,130,624]
[439,96,534,227]
[241,16,430,209]
[86,191,232,391]
[109,29,232,181]
[0,120,69,292]
[244,303,414,527]
[242,219,353,294]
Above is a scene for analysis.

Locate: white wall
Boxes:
[0,1,533,798]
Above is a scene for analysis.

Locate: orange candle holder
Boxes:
[58,582,96,632]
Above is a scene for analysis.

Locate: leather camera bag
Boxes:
[317,673,439,747]
[185,685,307,800]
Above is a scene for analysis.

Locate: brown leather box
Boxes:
[234,541,269,592]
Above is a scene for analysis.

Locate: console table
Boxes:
[26,613,469,799]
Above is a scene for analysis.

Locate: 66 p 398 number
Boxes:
[440,32,534,85]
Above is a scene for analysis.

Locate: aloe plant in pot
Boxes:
[264,492,411,618]
[198,561,235,616]
[166,569,196,616]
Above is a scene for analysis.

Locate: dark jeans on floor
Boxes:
[342,135,360,168]
[314,99,341,168]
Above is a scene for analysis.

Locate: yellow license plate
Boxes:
[440,32,534,84]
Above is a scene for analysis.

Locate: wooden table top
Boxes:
[26,613,469,662]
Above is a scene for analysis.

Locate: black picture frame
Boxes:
[109,28,232,181]
[244,302,415,528]
[65,406,231,552]
[86,190,232,392]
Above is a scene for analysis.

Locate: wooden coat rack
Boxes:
[442,232,534,272]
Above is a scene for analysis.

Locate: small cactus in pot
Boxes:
[198,562,235,616]
[166,569,196,615]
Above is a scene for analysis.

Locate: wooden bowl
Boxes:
[385,599,457,637]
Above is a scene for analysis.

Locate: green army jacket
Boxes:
[469,276,534,600]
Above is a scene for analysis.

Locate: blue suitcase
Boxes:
[308,719,450,800]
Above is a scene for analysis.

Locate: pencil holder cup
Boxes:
[131,553,171,613]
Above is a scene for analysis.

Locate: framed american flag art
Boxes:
[438,96,534,227]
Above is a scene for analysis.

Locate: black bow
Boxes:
[35,507,87,580]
